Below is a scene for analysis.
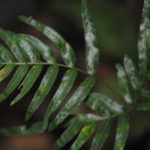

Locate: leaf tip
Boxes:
[19,15,31,24]
[10,99,18,106]
[10,101,15,106]
[19,15,27,20]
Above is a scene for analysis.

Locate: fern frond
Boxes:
[0,0,150,150]
[0,0,98,138]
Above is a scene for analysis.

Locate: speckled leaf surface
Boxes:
[19,16,76,67]
[113,114,129,150]
[70,123,96,150]
[53,121,82,150]
[91,119,112,150]
[65,114,106,129]
[18,34,56,63]
[116,64,133,104]
[86,92,123,117]
[123,55,140,90]
[82,0,100,75]
[11,65,42,105]
[0,29,30,62]
[0,65,29,102]
[43,69,78,127]
[25,66,59,121]
[75,113,106,122]
[48,77,95,131]
[137,0,150,81]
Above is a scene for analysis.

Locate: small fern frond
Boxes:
[123,55,140,90]
[86,92,124,116]
[0,0,99,138]
[116,64,133,104]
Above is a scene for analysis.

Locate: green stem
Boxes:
[0,62,91,76]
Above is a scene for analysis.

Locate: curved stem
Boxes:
[0,62,91,76]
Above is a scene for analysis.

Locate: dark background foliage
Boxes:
[0,0,150,150]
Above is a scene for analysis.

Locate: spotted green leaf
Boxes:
[75,113,106,122]
[82,0,100,75]
[52,121,82,150]
[43,69,78,128]
[19,15,76,67]
[0,30,56,63]
[65,114,106,129]
[70,123,96,150]
[25,66,59,121]
[116,64,133,104]
[113,114,129,150]
[0,65,29,102]
[0,29,30,62]
[137,0,150,82]
[48,77,95,131]
[86,92,123,117]
[11,65,42,105]
[91,119,112,150]
[123,55,140,90]
[0,65,15,82]
[18,34,56,63]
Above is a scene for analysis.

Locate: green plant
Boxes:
[0,0,150,150]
